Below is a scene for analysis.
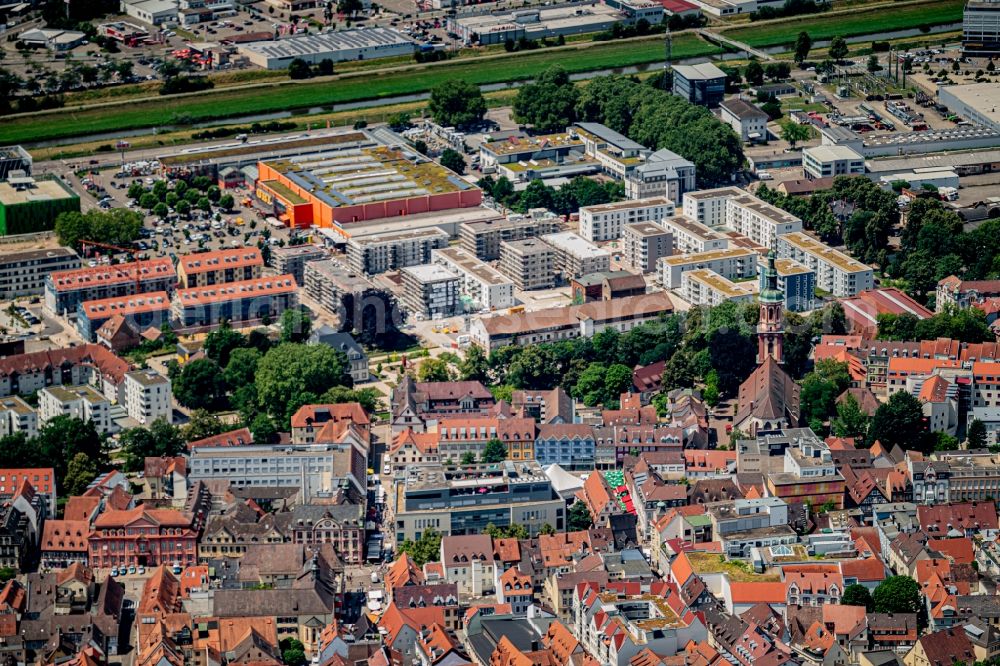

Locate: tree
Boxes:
[428,79,486,129]
[841,583,874,610]
[153,202,169,219]
[180,409,226,442]
[54,208,142,250]
[32,416,105,482]
[539,523,556,536]
[460,451,477,465]
[829,36,849,62]
[219,194,234,211]
[969,418,988,449]
[120,419,185,472]
[204,321,246,367]
[224,347,262,388]
[512,66,579,132]
[779,119,811,148]
[398,527,442,566]
[867,55,881,73]
[868,390,929,453]
[280,308,312,343]
[744,61,764,85]
[63,452,98,496]
[872,576,922,616]
[567,501,592,531]
[175,200,191,217]
[319,386,383,414]
[173,358,227,410]
[287,58,313,79]
[418,357,455,382]
[140,192,158,210]
[831,393,870,440]
[440,149,466,175]
[794,31,812,64]
[485,522,528,539]
[255,343,351,427]
[250,414,278,444]
[458,345,490,382]
[387,112,411,132]
[481,438,508,464]
[281,638,307,666]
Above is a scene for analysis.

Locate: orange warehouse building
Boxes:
[255,146,483,232]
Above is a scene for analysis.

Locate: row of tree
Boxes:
[477,175,625,216]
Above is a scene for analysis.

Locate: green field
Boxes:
[722,0,964,48]
[0,33,716,145]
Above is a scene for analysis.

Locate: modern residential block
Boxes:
[400,264,461,319]
[623,221,673,274]
[176,248,264,289]
[122,369,172,426]
[460,209,561,261]
[172,275,298,327]
[432,247,515,312]
[659,247,758,289]
[499,239,556,291]
[38,385,113,434]
[660,216,730,255]
[0,248,80,300]
[680,268,755,306]
[578,197,675,243]
[777,232,874,297]
[540,232,611,282]
[346,227,449,276]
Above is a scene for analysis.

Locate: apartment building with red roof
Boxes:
[917,501,999,537]
[76,291,171,342]
[176,248,263,289]
[172,274,297,328]
[0,344,129,401]
[44,257,176,315]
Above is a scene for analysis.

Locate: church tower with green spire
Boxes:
[758,249,784,364]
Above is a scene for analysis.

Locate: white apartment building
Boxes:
[802,145,866,180]
[0,396,37,439]
[623,222,672,274]
[725,193,803,248]
[432,247,515,311]
[123,369,172,426]
[346,228,449,276]
[659,247,757,289]
[777,231,875,297]
[682,187,744,228]
[540,232,611,280]
[38,385,113,434]
[625,149,697,203]
[681,268,755,306]
[578,197,675,243]
[660,216,729,255]
[499,239,555,290]
[400,264,461,318]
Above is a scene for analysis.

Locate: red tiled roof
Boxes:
[187,427,252,450]
[728,582,786,604]
[178,248,263,276]
[0,468,55,497]
[41,519,89,553]
[48,258,174,292]
[291,402,370,428]
[175,274,296,307]
[0,344,130,385]
[81,291,171,319]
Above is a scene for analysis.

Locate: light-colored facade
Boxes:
[38,385,113,434]
[123,369,172,425]
[540,232,611,281]
[0,396,37,439]
[499,238,556,290]
[270,244,327,285]
[681,268,755,306]
[432,247,514,312]
[802,145,866,180]
[623,221,672,274]
[0,248,80,300]
[719,99,769,143]
[659,247,757,289]
[176,248,264,289]
[460,210,559,260]
[625,149,697,203]
[682,187,743,228]
[578,197,674,243]
[400,264,461,319]
[346,227,449,276]
[964,0,1000,55]
[725,193,803,248]
[660,216,729,255]
[776,231,874,297]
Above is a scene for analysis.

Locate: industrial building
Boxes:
[238,28,415,70]
[432,247,515,312]
[681,268,755,307]
[578,197,675,243]
[121,0,179,25]
[938,82,1000,133]
[672,62,727,107]
[478,133,584,170]
[0,147,31,181]
[660,216,729,255]
[400,264,461,319]
[460,209,560,260]
[346,227,449,276]
[964,0,1000,55]
[659,247,757,289]
[172,275,298,327]
[0,248,80,300]
[877,168,960,192]
[44,258,177,316]
[776,232,874,298]
[625,149,697,203]
[269,244,327,285]
[623,221,673,274]
[540,232,611,281]
[176,247,264,289]
[762,258,816,312]
[802,145,866,180]
[0,175,80,236]
[499,239,556,291]
[255,146,481,230]
[448,4,626,45]
[17,28,86,51]
[719,99,769,143]
[76,292,172,343]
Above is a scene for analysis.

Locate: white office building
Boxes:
[802,145,866,180]
[578,197,675,243]
[123,369,172,426]
[660,216,730,255]
[659,247,757,289]
[777,231,875,297]
[432,247,515,312]
[38,385,113,434]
